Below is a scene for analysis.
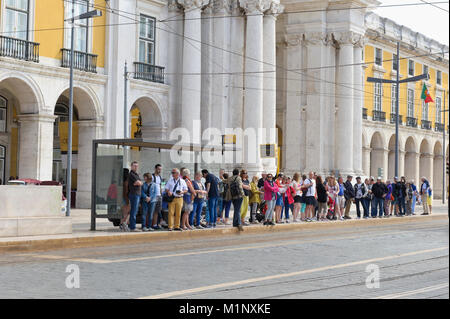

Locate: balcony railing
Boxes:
[61,49,97,73]
[372,110,386,122]
[0,36,39,62]
[406,117,418,128]
[133,62,165,84]
[421,120,432,130]
[390,113,403,125]
[435,123,445,132]
[363,108,368,119]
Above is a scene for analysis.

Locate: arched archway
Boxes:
[52,86,102,208]
[419,138,433,192]
[404,136,418,183]
[0,75,49,181]
[433,141,443,199]
[370,132,386,179]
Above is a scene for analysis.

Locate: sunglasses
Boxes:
[171,172,178,174]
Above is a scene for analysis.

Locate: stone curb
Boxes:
[0,214,447,253]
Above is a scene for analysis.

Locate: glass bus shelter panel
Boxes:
[95,145,124,218]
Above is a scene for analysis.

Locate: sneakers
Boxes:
[237,225,244,231]
[195,225,204,229]
[343,216,352,219]
[142,227,149,232]
[174,228,183,231]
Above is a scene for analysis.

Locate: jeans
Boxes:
[142,201,156,229]
[282,197,292,219]
[208,197,219,225]
[232,198,243,227]
[397,197,406,215]
[190,200,204,226]
[221,200,231,218]
[217,197,223,218]
[372,197,384,217]
[355,198,363,218]
[411,195,416,213]
[370,197,377,217]
[128,193,141,230]
[361,198,370,217]
[265,199,276,222]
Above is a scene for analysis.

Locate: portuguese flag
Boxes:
[421,83,434,103]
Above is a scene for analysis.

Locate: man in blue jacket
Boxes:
[141,173,158,231]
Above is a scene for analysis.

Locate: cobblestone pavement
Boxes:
[0,205,448,299]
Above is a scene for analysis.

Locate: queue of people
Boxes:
[118,161,434,232]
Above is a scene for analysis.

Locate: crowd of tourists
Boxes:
[118,161,434,232]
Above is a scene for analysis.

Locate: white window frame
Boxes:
[407,88,415,118]
[436,96,442,124]
[422,100,428,121]
[423,64,428,77]
[0,96,6,133]
[408,60,415,76]
[436,70,442,86]
[375,48,382,66]
[374,82,383,111]
[1,0,35,41]
[392,53,398,71]
[391,83,397,114]
[63,0,93,53]
[138,14,156,65]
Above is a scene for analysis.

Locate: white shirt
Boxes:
[165,177,188,197]
[153,174,162,197]
[305,179,316,197]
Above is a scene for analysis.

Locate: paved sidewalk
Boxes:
[0,200,447,253]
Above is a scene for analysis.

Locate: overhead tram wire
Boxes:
[6,0,447,100]
[73,1,449,100]
[419,0,449,12]
[63,0,450,22]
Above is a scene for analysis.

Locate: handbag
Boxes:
[163,179,180,203]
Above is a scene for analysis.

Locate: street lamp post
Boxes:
[367,41,429,179]
[65,3,102,217]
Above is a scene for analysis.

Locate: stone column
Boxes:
[414,152,420,186]
[362,146,371,177]
[422,153,434,194]
[353,36,365,176]
[399,149,405,178]
[178,0,207,135]
[240,0,270,174]
[335,32,356,176]
[284,34,305,175]
[18,114,56,180]
[76,120,104,208]
[262,0,283,173]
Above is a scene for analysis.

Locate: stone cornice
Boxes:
[211,0,233,14]
[17,113,57,123]
[304,32,329,46]
[266,0,284,17]
[334,31,365,46]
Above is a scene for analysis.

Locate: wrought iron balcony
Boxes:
[435,123,444,132]
[421,120,431,130]
[362,108,367,119]
[0,36,39,62]
[61,49,97,73]
[406,117,418,128]
[372,110,386,122]
[390,113,403,125]
[133,62,165,84]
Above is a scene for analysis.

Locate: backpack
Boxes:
[229,177,241,197]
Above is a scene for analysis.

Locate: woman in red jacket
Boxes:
[282,176,295,223]
[263,174,279,226]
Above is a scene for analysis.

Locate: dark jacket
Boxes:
[316,182,328,203]
[343,180,355,200]
[392,182,406,198]
[372,182,387,199]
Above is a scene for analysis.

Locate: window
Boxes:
[0,145,4,184]
[375,48,382,66]
[422,101,428,121]
[437,70,442,85]
[408,60,415,76]
[374,82,382,111]
[392,54,398,71]
[4,0,29,40]
[0,96,6,132]
[436,97,442,123]
[423,65,428,77]
[139,14,156,65]
[67,0,89,52]
[391,83,397,114]
[407,88,415,118]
